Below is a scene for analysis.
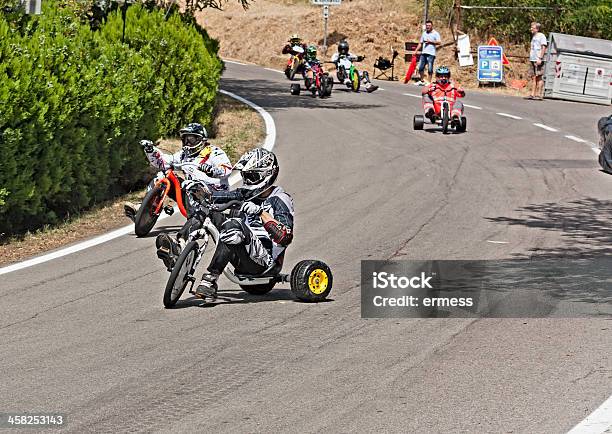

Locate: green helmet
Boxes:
[306,44,317,61]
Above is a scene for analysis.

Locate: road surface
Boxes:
[1,62,611,433]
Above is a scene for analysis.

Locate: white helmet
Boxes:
[234,148,279,192]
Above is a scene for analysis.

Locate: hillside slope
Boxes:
[197,0,531,93]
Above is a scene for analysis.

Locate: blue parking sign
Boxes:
[478,46,503,82]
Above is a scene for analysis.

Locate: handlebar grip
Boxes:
[210,200,242,212]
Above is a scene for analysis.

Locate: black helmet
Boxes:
[179,123,208,158]
[338,40,349,55]
[234,148,279,193]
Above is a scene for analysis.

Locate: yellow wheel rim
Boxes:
[352,73,359,90]
[308,269,329,295]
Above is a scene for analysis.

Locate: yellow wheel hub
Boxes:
[308,269,329,295]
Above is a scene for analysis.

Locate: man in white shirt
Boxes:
[412,20,441,85]
[528,22,548,100]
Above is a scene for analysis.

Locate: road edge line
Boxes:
[567,394,612,434]
[0,89,277,276]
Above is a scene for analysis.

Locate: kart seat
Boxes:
[235,257,284,279]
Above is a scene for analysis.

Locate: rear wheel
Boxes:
[134,185,163,237]
[413,115,424,130]
[240,282,276,295]
[163,241,198,308]
[290,260,333,302]
[458,116,467,132]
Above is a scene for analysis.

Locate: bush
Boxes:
[0,2,222,236]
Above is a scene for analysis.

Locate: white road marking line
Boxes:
[565,135,587,143]
[463,103,482,110]
[486,240,509,244]
[403,92,422,98]
[223,59,247,66]
[567,394,612,434]
[0,90,277,276]
[533,122,558,132]
[496,112,522,120]
[264,68,283,74]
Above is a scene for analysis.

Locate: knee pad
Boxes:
[219,218,247,245]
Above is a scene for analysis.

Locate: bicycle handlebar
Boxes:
[210,200,242,212]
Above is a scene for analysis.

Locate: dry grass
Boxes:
[0,94,264,266]
[198,0,531,94]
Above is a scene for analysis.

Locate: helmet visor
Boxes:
[241,169,265,185]
[182,134,203,147]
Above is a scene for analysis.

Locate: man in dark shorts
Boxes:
[412,20,441,86]
[528,22,547,100]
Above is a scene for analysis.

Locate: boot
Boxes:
[195,273,219,300]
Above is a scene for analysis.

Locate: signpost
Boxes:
[477,45,504,83]
[311,0,341,51]
[22,0,41,14]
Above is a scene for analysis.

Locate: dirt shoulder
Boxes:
[0,93,264,266]
[198,0,532,95]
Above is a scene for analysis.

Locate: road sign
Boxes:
[311,0,341,4]
[486,37,510,65]
[478,45,504,82]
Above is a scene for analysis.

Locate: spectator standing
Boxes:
[413,20,441,86]
[528,22,548,100]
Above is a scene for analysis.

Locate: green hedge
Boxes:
[0,2,222,236]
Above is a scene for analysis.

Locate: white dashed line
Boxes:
[486,240,509,244]
[565,135,587,143]
[533,123,558,132]
[264,68,283,74]
[496,112,522,120]
[403,93,422,98]
[463,104,482,110]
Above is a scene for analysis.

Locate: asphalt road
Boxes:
[1,62,611,433]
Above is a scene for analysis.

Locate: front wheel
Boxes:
[288,58,298,81]
[163,241,198,308]
[441,105,450,134]
[350,69,360,92]
[134,185,163,237]
[290,260,333,302]
[290,83,301,95]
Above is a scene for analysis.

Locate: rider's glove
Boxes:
[240,201,263,216]
[199,162,215,176]
[140,139,154,153]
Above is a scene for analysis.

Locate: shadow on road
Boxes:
[221,77,384,112]
[487,197,612,259]
[480,197,612,309]
[169,289,335,309]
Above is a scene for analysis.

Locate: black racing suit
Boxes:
[179,186,294,276]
